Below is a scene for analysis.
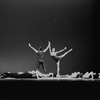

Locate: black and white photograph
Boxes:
[0,0,99,100]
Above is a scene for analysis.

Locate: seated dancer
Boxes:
[83,72,90,79]
[83,71,96,79]
[69,72,80,78]
[48,41,72,77]
[28,41,50,73]
[36,70,53,79]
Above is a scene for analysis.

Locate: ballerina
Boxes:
[48,41,72,78]
[28,41,50,73]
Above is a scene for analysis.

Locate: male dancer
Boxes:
[28,41,50,73]
[48,41,72,77]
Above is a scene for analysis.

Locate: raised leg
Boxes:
[57,49,72,59]
[90,72,94,80]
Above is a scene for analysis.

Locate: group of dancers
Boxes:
[28,41,72,77]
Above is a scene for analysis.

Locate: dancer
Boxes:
[28,41,50,73]
[70,72,80,78]
[83,71,96,79]
[48,41,72,78]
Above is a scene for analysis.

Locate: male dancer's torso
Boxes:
[37,51,44,61]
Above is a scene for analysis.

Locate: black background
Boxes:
[0,0,97,75]
[0,80,100,100]
[0,0,99,100]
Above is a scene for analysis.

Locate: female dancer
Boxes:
[48,41,72,77]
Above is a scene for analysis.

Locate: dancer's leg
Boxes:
[90,72,93,79]
[36,61,40,71]
[91,74,93,79]
[57,49,72,59]
[42,61,46,73]
[56,60,60,78]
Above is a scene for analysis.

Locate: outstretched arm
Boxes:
[28,43,38,53]
[48,41,52,54]
[55,47,67,54]
[43,41,50,52]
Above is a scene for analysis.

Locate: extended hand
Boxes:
[48,41,51,46]
[64,47,67,49]
[28,43,31,47]
[48,41,51,44]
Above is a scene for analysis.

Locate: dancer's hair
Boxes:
[52,48,55,52]
[38,46,43,51]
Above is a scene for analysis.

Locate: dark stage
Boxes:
[0,0,99,100]
[0,0,97,75]
[0,80,100,100]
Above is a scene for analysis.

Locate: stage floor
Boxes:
[0,77,99,100]
[0,77,100,81]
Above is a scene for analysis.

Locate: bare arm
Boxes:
[43,41,50,52]
[28,43,38,53]
[48,41,52,54]
[55,47,67,54]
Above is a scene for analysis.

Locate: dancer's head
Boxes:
[52,48,55,52]
[38,46,43,51]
